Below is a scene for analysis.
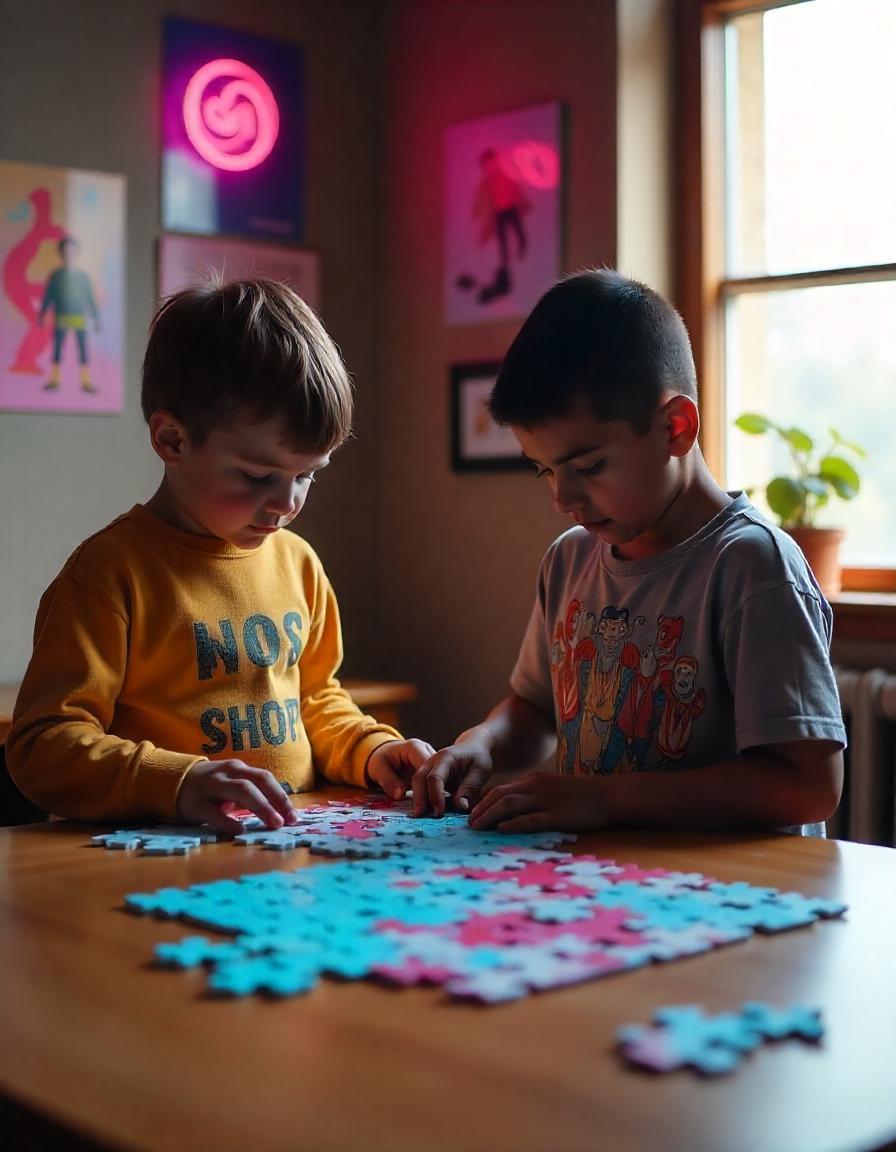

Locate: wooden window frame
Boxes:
[674,0,896,597]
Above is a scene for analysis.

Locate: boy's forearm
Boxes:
[458,694,556,774]
[598,751,842,831]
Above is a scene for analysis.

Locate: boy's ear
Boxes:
[662,394,700,457]
[149,410,190,466]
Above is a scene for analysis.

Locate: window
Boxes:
[677,0,896,584]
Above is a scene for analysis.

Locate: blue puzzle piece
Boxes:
[155,936,247,968]
[93,825,219,854]
[740,1001,824,1041]
[208,954,320,997]
[618,1001,824,1076]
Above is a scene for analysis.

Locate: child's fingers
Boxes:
[410,754,449,817]
[495,811,549,834]
[235,766,299,825]
[424,755,456,818]
[401,740,438,771]
[189,802,246,839]
[215,778,289,830]
[453,765,491,813]
[370,761,406,802]
[469,784,533,830]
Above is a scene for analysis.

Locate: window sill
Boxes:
[830,592,896,642]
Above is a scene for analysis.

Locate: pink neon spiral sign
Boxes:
[183,58,280,172]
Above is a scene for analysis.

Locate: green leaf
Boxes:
[819,455,861,497]
[734,413,774,435]
[814,491,830,510]
[829,428,867,458]
[766,477,805,523]
[779,426,814,453]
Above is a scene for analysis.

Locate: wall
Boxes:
[617,0,672,297]
[0,0,386,683]
[1,0,681,751]
[381,0,618,745]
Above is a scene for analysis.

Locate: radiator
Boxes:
[834,668,896,845]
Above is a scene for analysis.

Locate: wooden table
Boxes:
[2,796,895,1152]
[0,679,418,744]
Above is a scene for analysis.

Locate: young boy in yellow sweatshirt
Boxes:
[7,278,432,834]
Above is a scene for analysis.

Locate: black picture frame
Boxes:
[449,361,530,473]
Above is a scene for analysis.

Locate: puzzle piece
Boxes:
[617,1001,824,1075]
[93,825,218,854]
[93,818,264,855]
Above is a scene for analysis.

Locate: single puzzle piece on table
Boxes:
[92,816,265,855]
[617,1002,824,1076]
[92,826,217,855]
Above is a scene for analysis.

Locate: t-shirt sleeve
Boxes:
[509,563,555,718]
[722,581,846,752]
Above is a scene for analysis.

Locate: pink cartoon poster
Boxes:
[444,102,563,326]
[0,160,125,414]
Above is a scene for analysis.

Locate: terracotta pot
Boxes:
[785,526,845,597]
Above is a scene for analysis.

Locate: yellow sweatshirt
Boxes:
[7,505,401,822]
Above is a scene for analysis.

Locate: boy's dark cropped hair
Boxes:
[489,268,698,433]
[141,276,353,452]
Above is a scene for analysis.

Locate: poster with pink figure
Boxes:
[444,102,563,326]
[0,160,125,414]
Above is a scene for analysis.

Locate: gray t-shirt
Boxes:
[511,494,846,837]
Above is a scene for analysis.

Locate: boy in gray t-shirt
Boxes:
[413,270,845,835]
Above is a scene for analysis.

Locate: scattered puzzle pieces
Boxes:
[617,1001,824,1075]
[119,796,847,1006]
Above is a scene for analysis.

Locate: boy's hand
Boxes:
[178,759,299,836]
[468,771,606,834]
[366,739,437,802]
[411,737,494,818]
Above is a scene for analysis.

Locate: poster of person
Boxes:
[0,160,125,414]
[159,234,320,310]
[444,102,562,326]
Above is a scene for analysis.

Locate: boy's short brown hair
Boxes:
[141,276,353,452]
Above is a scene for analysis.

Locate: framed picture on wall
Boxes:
[444,101,563,326]
[158,233,320,309]
[450,361,529,473]
[162,18,305,241]
[0,159,125,415]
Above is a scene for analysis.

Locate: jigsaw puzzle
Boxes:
[617,1001,824,1075]
[121,795,847,1004]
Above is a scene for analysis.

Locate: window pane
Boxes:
[725,0,896,276]
[724,280,896,564]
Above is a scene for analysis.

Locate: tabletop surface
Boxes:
[2,793,895,1152]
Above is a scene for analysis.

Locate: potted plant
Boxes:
[733,413,865,596]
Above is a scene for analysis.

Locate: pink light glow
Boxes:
[509,140,559,190]
[183,58,280,172]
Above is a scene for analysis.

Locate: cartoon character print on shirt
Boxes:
[554,606,706,774]
[655,614,684,674]
[602,643,666,772]
[577,606,643,773]
[549,599,595,773]
[656,654,707,768]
